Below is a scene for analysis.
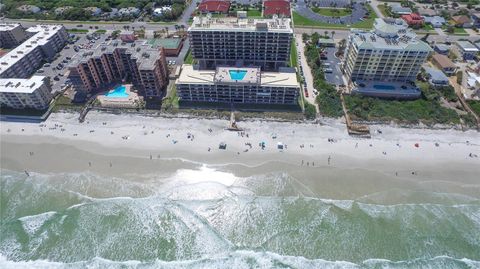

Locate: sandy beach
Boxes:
[1,111,479,177]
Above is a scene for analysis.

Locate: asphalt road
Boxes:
[323,47,344,86]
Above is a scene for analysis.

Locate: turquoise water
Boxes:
[105,85,128,98]
[1,166,479,268]
[229,70,247,80]
[373,85,395,90]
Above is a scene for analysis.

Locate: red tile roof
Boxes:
[401,13,424,25]
[263,0,290,17]
[198,0,231,13]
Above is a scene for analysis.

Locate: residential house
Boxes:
[119,31,136,42]
[17,5,41,14]
[197,0,231,14]
[434,44,450,55]
[472,12,480,28]
[456,40,479,60]
[451,15,473,28]
[263,0,291,18]
[118,7,140,17]
[401,13,424,27]
[417,8,436,17]
[390,3,412,15]
[84,7,102,16]
[153,6,172,16]
[54,6,73,15]
[431,53,457,75]
[425,67,449,86]
[424,16,446,28]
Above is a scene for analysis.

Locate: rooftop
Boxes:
[189,16,292,33]
[198,0,231,13]
[0,76,46,93]
[456,41,479,52]
[0,24,65,75]
[0,23,21,31]
[263,0,291,17]
[176,64,298,87]
[350,18,432,51]
[68,40,162,70]
[425,67,449,82]
[432,53,456,69]
[147,38,182,49]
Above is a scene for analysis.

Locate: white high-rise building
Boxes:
[188,16,293,70]
[342,18,433,98]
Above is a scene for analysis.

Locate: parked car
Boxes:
[53,76,60,81]
[324,68,333,73]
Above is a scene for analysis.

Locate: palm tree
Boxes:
[324,30,328,38]
[164,26,169,36]
[331,30,335,39]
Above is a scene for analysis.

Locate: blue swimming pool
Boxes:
[373,84,395,90]
[105,85,128,98]
[229,70,247,80]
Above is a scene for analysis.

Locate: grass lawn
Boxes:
[422,24,434,31]
[94,29,107,34]
[377,4,390,17]
[247,9,262,17]
[184,49,194,64]
[467,100,480,116]
[67,28,88,33]
[293,4,377,29]
[311,7,352,17]
[453,27,469,35]
[290,39,298,67]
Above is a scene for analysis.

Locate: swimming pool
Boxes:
[373,85,395,90]
[229,70,247,80]
[105,85,128,98]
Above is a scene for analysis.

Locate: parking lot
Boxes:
[295,0,368,25]
[321,47,345,86]
[35,31,108,93]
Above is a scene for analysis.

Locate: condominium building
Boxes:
[0,23,29,49]
[342,18,432,98]
[188,16,293,70]
[0,76,53,109]
[68,41,168,99]
[176,65,299,105]
[343,19,432,82]
[0,24,68,79]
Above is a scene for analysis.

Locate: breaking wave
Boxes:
[1,167,479,268]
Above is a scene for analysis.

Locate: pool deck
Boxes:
[352,81,421,99]
[97,84,142,108]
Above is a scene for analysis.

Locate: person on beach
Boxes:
[328,156,331,165]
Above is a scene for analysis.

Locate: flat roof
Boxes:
[0,76,46,93]
[176,64,298,87]
[147,38,182,49]
[189,16,292,33]
[456,41,479,52]
[0,23,21,31]
[0,24,64,75]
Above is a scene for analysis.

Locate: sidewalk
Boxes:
[295,34,317,110]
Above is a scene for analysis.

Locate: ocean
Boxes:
[1,162,479,269]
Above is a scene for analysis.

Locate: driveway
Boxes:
[295,34,317,108]
[368,0,385,18]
